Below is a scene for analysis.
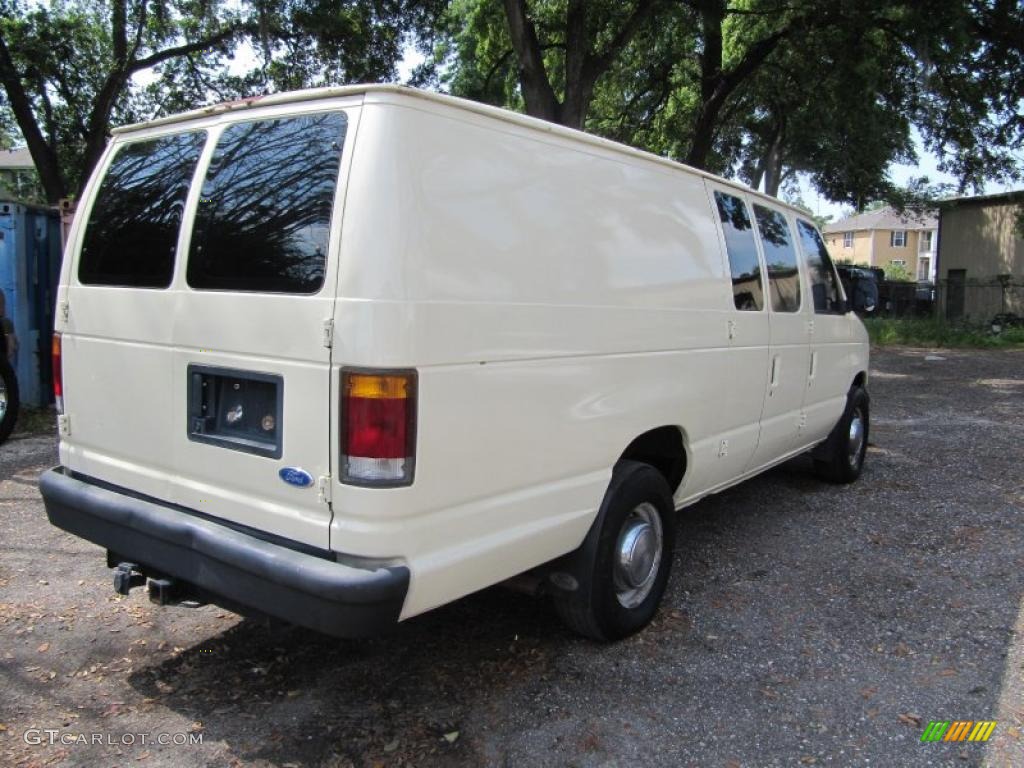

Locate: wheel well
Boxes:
[618,426,687,494]
[853,371,867,389]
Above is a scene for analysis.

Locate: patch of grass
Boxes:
[12,405,57,437]
[863,317,1024,348]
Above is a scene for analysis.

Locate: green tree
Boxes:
[434,0,1023,203]
[0,0,442,203]
[884,261,913,282]
[0,0,243,203]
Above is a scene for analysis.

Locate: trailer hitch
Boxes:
[112,562,146,595]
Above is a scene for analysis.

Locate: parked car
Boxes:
[40,85,870,642]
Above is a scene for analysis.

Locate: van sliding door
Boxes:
[745,204,813,470]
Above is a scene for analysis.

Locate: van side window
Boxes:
[187,112,347,294]
[79,132,204,288]
[714,191,763,311]
[796,220,843,314]
[753,205,801,312]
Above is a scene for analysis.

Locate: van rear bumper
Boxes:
[39,467,408,638]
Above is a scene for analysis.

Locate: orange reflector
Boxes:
[344,373,410,400]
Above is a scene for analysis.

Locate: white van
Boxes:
[41,85,869,641]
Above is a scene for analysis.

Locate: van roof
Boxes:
[111,84,809,220]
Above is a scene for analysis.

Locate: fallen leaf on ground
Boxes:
[898,713,922,727]
[443,731,459,743]
[37,642,50,653]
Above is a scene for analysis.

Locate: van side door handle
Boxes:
[770,355,781,388]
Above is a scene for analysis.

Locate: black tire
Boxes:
[552,460,675,641]
[0,354,19,445]
[814,386,869,484]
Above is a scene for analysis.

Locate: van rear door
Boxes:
[61,106,356,549]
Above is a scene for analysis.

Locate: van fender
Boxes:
[545,460,651,595]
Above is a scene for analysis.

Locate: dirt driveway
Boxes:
[1,347,1022,767]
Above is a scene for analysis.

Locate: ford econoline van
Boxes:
[41,85,869,641]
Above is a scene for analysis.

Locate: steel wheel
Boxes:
[847,406,865,469]
[613,502,664,609]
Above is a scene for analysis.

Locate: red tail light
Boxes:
[52,333,64,414]
[340,370,416,486]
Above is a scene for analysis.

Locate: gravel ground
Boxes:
[1,346,1022,768]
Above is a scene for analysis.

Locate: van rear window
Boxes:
[79,132,204,288]
[186,112,347,294]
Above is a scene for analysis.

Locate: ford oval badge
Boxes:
[279,467,314,488]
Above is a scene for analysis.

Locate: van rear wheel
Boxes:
[552,461,675,641]
[814,386,869,484]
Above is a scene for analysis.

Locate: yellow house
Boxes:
[823,207,938,282]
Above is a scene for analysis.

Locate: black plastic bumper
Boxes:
[39,468,409,638]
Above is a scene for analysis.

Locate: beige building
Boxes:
[937,191,1024,320]
[823,207,938,282]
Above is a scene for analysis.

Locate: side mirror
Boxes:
[850,278,878,314]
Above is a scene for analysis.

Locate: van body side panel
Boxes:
[332,100,754,617]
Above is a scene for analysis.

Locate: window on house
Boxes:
[917,256,931,281]
[890,230,907,247]
[890,259,906,267]
[713,191,763,311]
[920,230,933,252]
[843,231,853,248]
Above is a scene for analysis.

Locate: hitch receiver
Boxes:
[113,563,146,595]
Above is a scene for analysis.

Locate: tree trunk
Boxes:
[0,35,67,202]
[763,122,785,196]
[686,0,725,169]
[502,0,656,131]
[686,0,792,171]
[502,0,560,122]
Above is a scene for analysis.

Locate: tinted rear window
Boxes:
[753,205,801,312]
[187,112,348,293]
[79,132,204,287]
[714,191,763,311]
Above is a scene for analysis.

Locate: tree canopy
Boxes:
[428,0,1024,208]
[0,0,442,202]
[0,0,1021,209]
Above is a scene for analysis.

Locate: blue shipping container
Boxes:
[0,199,63,407]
